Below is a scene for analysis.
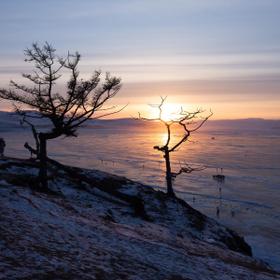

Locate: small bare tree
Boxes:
[0,42,123,189]
[139,97,212,196]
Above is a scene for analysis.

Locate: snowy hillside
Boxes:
[0,158,279,279]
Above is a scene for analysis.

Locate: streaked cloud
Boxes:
[0,0,279,119]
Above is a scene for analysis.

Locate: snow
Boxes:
[0,158,279,279]
[0,179,10,186]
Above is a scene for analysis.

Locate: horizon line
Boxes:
[0,110,279,122]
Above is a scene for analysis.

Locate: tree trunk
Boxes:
[39,133,48,189]
[164,148,175,197]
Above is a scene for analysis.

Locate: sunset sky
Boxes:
[0,0,280,119]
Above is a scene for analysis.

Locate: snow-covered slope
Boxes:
[0,158,279,280]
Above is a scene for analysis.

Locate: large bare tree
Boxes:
[0,42,123,189]
[139,97,212,196]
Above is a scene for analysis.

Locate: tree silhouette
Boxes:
[139,97,212,196]
[0,42,123,189]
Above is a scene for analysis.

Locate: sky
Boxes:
[0,0,280,119]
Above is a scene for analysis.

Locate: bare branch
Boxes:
[0,42,123,139]
[171,161,206,178]
[138,96,212,196]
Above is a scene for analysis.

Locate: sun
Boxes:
[149,103,182,122]
[148,100,187,122]
[161,103,182,121]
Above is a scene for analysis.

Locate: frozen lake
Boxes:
[1,114,280,270]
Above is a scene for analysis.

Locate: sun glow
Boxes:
[149,103,182,122]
